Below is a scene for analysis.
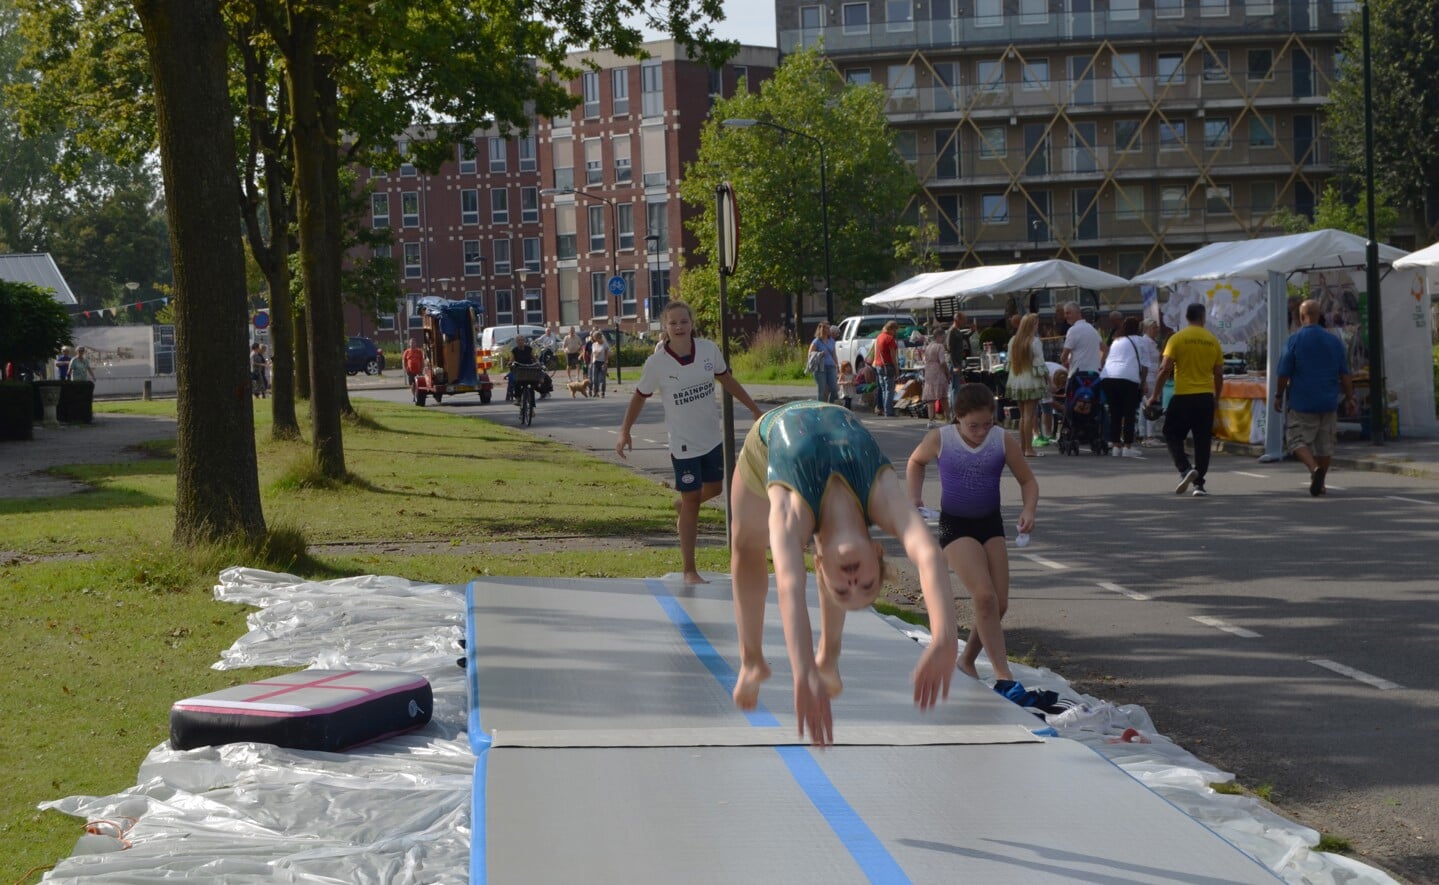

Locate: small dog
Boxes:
[567,378,591,398]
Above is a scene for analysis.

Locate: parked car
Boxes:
[345,336,385,376]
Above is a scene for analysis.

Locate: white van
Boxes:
[480,324,547,354]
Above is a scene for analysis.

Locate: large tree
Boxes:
[678,45,922,330]
[132,0,265,546]
[1326,0,1439,242]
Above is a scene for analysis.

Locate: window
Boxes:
[489,137,507,173]
[493,238,512,274]
[1249,0,1274,13]
[641,61,664,117]
[491,188,509,224]
[707,67,723,103]
[584,139,603,186]
[1117,252,1145,279]
[404,242,422,278]
[1200,0,1226,15]
[461,189,480,225]
[371,192,390,228]
[1115,184,1144,220]
[1022,58,1050,91]
[401,191,419,227]
[935,129,961,179]
[617,203,635,250]
[521,187,539,223]
[459,139,478,174]
[979,125,1007,158]
[519,134,538,171]
[846,68,872,85]
[614,135,632,183]
[842,2,869,33]
[1112,51,1140,87]
[1248,115,1276,148]
[556,204,577,260]
[1160,186,1188,218]
[398,139,415,176]
[889,64,917,110]
[800,4,823,33]
[978,59,1004,91]
[646,201,669,252]
[1109,0,1139,20]
[1020,0,1047,24]
[1115,119,1142,152]
[641,126,666,187]
[463,240,484,276]
[1158,53,1185,85]
[1160,119,1186,150]
[982,193,1009,224]
[588,205,606,252]
[1155,0,1183,16]
[1203,49,1229,82]
[976,0,1003,26]
[523,237,541,272]
[734,65,749,88]
[496,289,514,325]
[621,270,637,316]
[886,0,914,31]
[649,268,671,314]
[1250,181,1276,214]
[591,272,610,318]
[934,193,961,245]
[932,61,959,112]
[1204,118,1231,149]
[1205,185,1231,215]
[612,68,630,115]
[582,71,600,118]
[552,136,573,189]
[524,288,543,324]
[373,244,391,260]
[895,130,917,164]
[1247,50,1273,81]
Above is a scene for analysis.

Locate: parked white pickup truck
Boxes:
[832,313,918,370]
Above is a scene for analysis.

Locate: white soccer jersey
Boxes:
[636,338,729,457]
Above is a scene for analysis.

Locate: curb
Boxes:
[1213,439,1439,481]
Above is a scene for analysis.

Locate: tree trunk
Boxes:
[285,21,346,477]
[132,0,265,546]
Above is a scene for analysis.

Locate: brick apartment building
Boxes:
[352,41,779,344]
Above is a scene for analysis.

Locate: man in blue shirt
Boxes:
[1275,299,1354,496]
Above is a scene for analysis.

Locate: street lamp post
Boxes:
[543,186,623,384]
[722,118,833,324]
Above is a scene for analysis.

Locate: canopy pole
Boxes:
[1259,270,1288,462]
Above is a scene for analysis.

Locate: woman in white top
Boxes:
[1098,316,1147,457]
[1135,318,1163,446]
[588,331,610,397]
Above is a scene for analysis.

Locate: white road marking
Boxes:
[1386,495,1433,506]
[643,439,659,445]
[1190,615,1262,638]
[1309,659,1402,691]
[1300,481,1345,491]
[1019,553,1066,570]
[1098,581,1150,601]
[1232,471,1267,479]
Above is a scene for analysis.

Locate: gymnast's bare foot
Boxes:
[957,659,979,680]
[814,651,844,698]
[682,571,709,585]
[733,660,771,709]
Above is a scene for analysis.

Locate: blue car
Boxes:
[345,337,385,376]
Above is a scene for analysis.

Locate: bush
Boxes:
[0,280,72,372]
[731,325,807,381]
[0,381,34,440]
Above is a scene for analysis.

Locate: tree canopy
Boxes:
[1326,0,1439,242]
[0,280,73,372]
[678,46,922,331]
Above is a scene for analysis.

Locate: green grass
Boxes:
[0,396,721,881]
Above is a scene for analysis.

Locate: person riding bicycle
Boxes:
[508,337,538,404]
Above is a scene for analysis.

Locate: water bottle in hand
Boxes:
[1015,525,1031,547]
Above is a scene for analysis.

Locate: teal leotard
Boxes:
[746,401,892,528]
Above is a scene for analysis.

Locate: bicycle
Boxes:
[510,362,544,426]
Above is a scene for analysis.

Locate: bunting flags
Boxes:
[68,296,171,319]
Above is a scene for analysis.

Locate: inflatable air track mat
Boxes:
[169,669,432,752]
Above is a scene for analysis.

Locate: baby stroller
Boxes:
[1057,371,1109,456]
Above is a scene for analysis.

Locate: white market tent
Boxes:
[1132,228,1435,456]
[1392,239,1439,270]
[863,260,1131,311]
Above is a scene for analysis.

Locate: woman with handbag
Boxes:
[1100,315,1147,458]
[1004,314,1049,457]
[807,322,838,404]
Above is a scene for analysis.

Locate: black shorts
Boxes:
[938,509,1005,548]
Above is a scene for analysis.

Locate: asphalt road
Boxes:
[359,382,1438,882]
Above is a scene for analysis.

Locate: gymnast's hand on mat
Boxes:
[911,637,957,711]
[794,667,834,748]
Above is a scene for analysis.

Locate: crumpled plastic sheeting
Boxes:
[875,614,1400,885]
[39,568,475,883]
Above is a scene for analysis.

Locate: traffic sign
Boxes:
[253,310,270,330]
[607,275,626,297]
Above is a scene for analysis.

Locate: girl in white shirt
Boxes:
[1099,316,1147,457]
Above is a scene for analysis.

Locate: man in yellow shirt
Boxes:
[1146,303,1224,497]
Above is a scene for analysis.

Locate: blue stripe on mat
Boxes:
[646,579,910,884]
